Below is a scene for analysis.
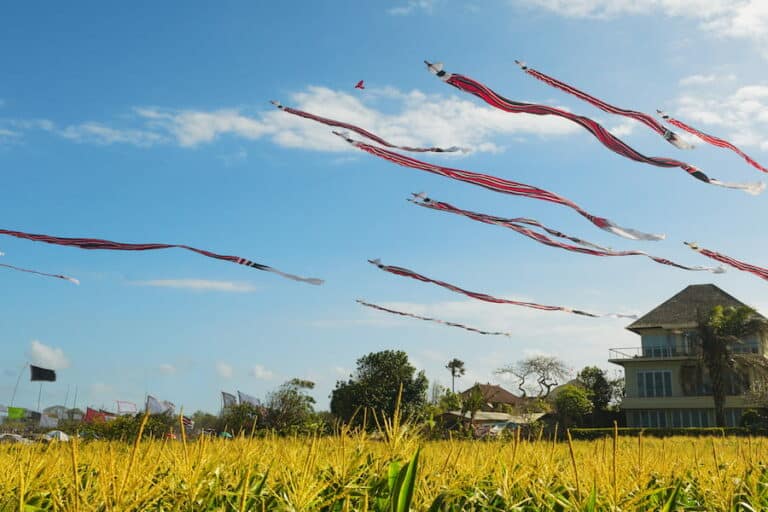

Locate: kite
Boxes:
[409,193,725,274]
[0,262,79,285]
[658,110,768,174]
[356,299,511,336]
[270,101,463,153]
[369,259,637,319]
[425,61,764,195]
[0,228,323,285]
[335,131,663,241]
[685,242,768,282]
[514,60,693,150]
[355,80,365,90]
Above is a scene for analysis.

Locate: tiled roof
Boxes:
[627,284,765,332]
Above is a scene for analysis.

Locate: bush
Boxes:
[569,426,765,439]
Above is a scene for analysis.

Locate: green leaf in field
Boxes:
[390,448,419,512]
[661,481,682,512]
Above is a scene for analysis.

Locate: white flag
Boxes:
[146,395,170,414]
[222,391,237,408]
[237,391,260,407]
[117,401,138,415]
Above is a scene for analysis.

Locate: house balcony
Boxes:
[608,346,696,363]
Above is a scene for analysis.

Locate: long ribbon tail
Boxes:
[685,242,768,282]
[356,299,511,336]
[0,228,323,285]
[410,194,724,273]
[0,262,80,285]
[270,100,465,153]
[425,61,763,195]
[334,131,662,241]
[658,110,768,174]
[368,258,637,319]
[515,60,693,150]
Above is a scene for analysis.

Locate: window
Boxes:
[634,410,668,427]
[637,370,673,397]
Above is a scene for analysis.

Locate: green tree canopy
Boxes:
[553,385,593,428]
[262,378,316,433]
[576,366,612,411]
[330,350,428,426]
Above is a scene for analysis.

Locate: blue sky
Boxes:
[2,1,768,414]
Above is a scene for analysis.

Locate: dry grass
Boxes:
[2,427,768,511]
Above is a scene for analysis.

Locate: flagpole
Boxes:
[9,362,27,407]
[64,384,71,409]
[72,386,78,416]
[37,382,43,413]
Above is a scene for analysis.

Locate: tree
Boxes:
[191,410,219,431]
[445,358,466,393]
[330,350,428,426]
[576,366,612,411]
[219,402,262,435]
[263,378,316,433]
[497,355,569,398]
[697,305,766,427]
[553,385,593,428]
[460,386,485,429]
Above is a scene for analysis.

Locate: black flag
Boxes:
[30,365,56,382]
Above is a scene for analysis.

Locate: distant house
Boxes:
[609,284,767,428]
[459,383,527,412]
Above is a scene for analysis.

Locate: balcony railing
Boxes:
[608,346,695,360]
[610,344,759,361]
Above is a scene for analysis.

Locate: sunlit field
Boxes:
[3,422,768,511]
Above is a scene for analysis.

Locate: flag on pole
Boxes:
[7,407,24,420]
[30,365,56,382]
[84,407,107,423]
[117,401,138,415]
[181,415,194,431]
[221,391,237,408]
[237,391,260,407]
[145,396,175,415]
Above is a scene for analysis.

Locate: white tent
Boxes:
[44,430,70,442]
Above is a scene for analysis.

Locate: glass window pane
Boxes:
[638,372,645,397]
[659,411,667,427]
[664,372,672,397]
[654,372,663,398]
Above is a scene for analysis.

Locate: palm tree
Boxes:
[460,386,485,433]
[696,305,766,427]
[446,358,466,393]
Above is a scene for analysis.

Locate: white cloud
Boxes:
[249,364,273,380]
[131,279,257,293]
[679,73,736,86]
[388,0,437,15]
[216,361,234,379]
[672,83,768,150]
[136,108,271,147]
[27,340,70,369]
[58,122,166,146]
[521,1,768,55]
[607,119,638,137]
[159,363,176,375]
[8,85,580,153]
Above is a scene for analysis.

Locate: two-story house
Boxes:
[609,284,766,428]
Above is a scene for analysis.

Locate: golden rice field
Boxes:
[3,426,768,511]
